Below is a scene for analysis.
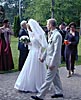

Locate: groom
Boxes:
[31,18,63,100]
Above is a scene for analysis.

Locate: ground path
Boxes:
[0,65,81,100]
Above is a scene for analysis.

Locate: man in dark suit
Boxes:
[59,22,66,62]
[18,20,29,71]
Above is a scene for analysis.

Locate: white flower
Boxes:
[20,36,29,40]
[19,35,30,44]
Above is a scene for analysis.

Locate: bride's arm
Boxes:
[37,40,47,62]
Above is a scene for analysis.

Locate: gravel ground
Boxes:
[0,65,81,100]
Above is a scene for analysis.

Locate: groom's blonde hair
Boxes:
[47,18,57,27]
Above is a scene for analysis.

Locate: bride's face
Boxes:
[27,24,32,32]
[46,21,51,31]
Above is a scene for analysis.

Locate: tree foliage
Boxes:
[0,5,5,26]
[13,15,20,37]
[54,0,81,25]
[22,0,81,26]
[1,0,81,26]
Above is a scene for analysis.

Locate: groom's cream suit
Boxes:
[37,29,63,99]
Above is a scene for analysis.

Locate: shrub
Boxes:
[13,15,20,37]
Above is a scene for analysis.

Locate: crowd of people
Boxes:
[0,18,80,100]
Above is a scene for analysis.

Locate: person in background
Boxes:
[18,20,29,71]
[64,22,79,77]
[65,25,70,33]
[59,22,66,62]
[0,19,14,71]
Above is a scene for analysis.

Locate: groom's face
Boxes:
[46,21,51,31]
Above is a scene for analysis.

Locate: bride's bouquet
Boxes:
[19,36,30,47]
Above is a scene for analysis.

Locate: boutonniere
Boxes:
[48,38,52,44]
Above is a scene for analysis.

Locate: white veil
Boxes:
[28,19,47,48]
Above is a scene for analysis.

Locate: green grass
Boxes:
[11,36,19,70]
[0,36,81,73]
[75,36,81,65]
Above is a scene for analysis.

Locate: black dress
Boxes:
[64,31,79,71]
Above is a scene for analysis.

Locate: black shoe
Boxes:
[31,96,43,100]
[51,94,64,98]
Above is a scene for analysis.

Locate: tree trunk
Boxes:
[51,0,54,18]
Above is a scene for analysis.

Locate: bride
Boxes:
[14,19,47,93]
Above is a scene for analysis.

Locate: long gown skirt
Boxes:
[14,48,46,92]
[0,37,14,71]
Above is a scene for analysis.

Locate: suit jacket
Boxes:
[42,29,62,67]
[18,28,29,51]
[65,31,79,54]
[59,29,66,44]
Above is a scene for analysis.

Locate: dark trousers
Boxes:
[61,45,65,61]
[65,53,75,72]
[18,50,28,71]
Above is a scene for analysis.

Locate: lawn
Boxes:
[11,36,19,71]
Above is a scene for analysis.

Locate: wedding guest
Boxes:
[31,18,63,100]
[14,19,47,93]
[0,19,14,71]
[64,22,79,77]
[18,20,29,71]
[59,22,66,61]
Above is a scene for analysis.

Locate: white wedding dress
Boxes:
[14,36,47,92]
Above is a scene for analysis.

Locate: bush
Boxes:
[13,15,20,37]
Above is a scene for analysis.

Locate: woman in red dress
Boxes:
[0,19,14,71]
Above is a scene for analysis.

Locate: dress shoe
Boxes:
[51,94,64,98]
[67,71,72,78]
[67,74,72,78]
[72,70,74,75]
[31,96,43,100]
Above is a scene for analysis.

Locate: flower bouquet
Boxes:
[19,36,30,47]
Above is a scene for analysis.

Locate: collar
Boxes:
[48,29,57,43]
[51,28,57,33]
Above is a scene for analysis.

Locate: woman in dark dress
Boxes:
[64,22,79,77]
[0,19,14,71]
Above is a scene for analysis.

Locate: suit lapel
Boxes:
[48,32,54,43]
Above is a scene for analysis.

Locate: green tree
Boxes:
[0,5,5,26]
[13,15,20,37]
[0,0,19,24]
[54,0,81,26]
[23,0,51,25]
[1,0,81,27]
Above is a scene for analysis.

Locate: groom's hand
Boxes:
[49,66,54,71]
[39,58,44,62]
